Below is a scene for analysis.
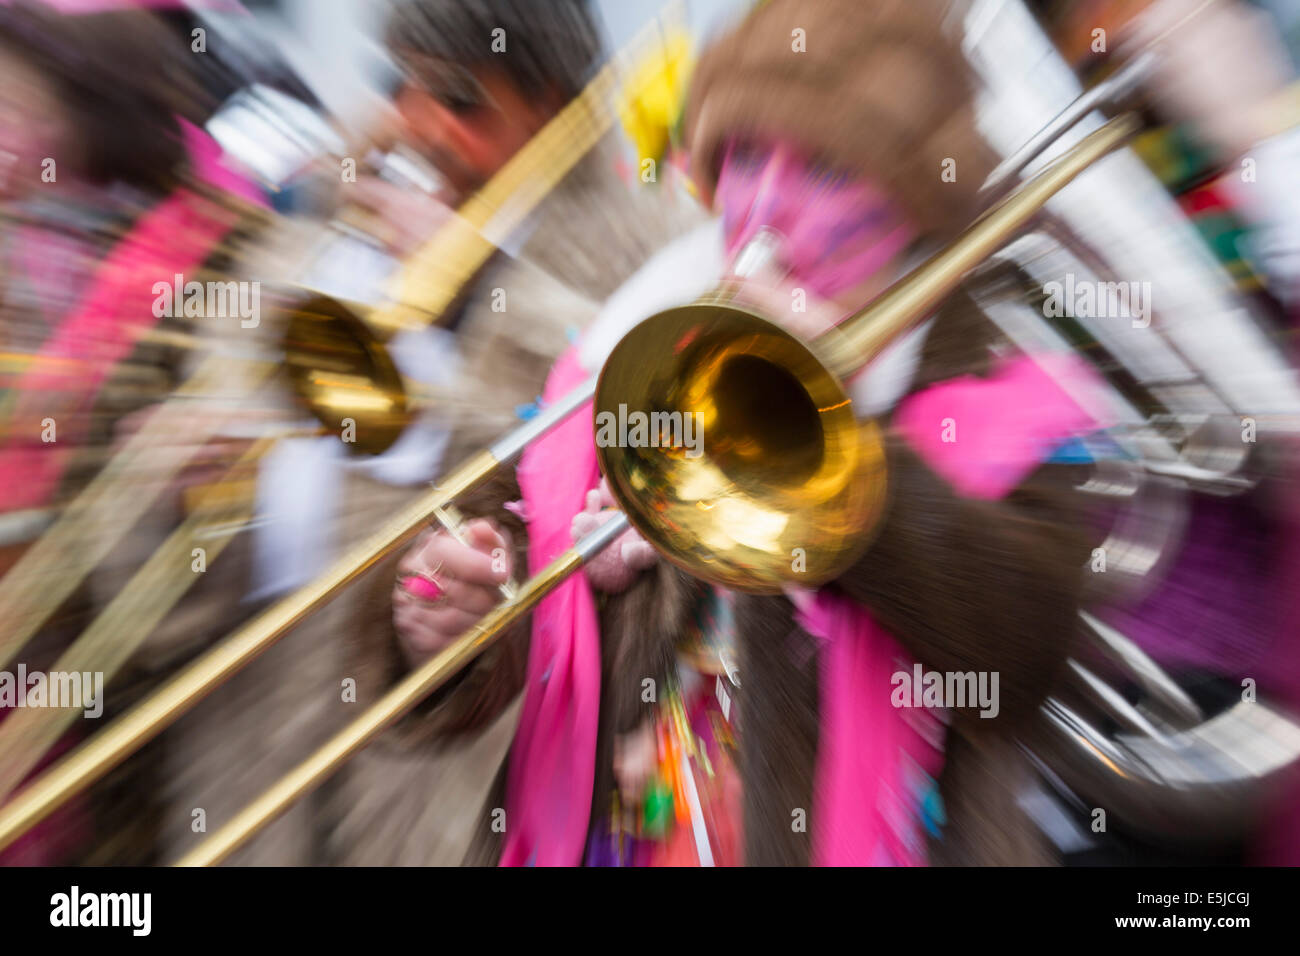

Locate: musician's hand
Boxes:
[350,176,458,257]
[572,479,657,593]
[392,519,513,666]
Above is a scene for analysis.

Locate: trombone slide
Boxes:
[0,378,596,853]
[175,512,630,866]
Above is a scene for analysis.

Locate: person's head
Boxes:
[384,0,602,199]
[0,2,208,200]
[684,0,996,315]
[715,138,918,308]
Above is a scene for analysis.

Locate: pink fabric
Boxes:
[179,119,268,210]
[797,350,1104,865]
[501,148,1108,860]
[0,123,258,512]
[500,347,603,866]
[796,590,943,866]
[716,140,915,299]
[894,352,1105,500]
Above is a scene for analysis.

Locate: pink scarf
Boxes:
[716,141,915,300]
[795,589,945,865]
[500,348,604,866]
[503,341,1103,866]
[0,121,263,511]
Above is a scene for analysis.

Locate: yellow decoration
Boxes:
[617,30,694,166]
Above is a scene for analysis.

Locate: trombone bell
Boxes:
[595,299,887,593]
[596,114,1143,595]
[282,293,411,456]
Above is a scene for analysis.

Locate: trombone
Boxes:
[184,115,1140,864]
[0,114,1137,860]
[0,2,657,796]
[0,0,647,666]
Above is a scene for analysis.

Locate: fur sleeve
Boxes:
[833,433,1090,728]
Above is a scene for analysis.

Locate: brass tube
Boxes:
[0,447,497,852]
[0,436,274,806]
[0,374,597,851]
[175,513,630,866]
[0,111,1143,859]
[175,115,1144,866]
[821,113,1140,376]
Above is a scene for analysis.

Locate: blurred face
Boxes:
[716,140,915,311]
[0,49,69,200]
[394,58,561,200]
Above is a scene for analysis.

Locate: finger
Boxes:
[572,507,619,544]
[457,519,512,583]
[422,605,484,641]
[597,478,617,511]
[496,525,515,564]
[399,618,459,657]
[396,529,442,574]
[396,560,501,611]
[586,488,602,514]
[414,531,505,588]
[571,511,594,543]
[395,605,481,651]
[463,518,508,556]
[394,572,489,613]
[437,576,500,615]
[621,536,657,570]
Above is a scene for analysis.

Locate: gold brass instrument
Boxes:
[4,0,1292,858]
[0,377,597,853]
[176,510,630,866]
[162,114,1141,865]
[278,22,631,456]
[596,117,1143,593]
[0,6,674,846]
[0,0,637,651]
[0,13,628,664]
[0,113,1139,860]
[281,291,412,455]
[280,0,699,456]
[0,354,278,671]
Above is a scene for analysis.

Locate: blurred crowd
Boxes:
[0,0,1298,867]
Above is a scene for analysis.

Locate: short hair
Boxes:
[385,0,603,103]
